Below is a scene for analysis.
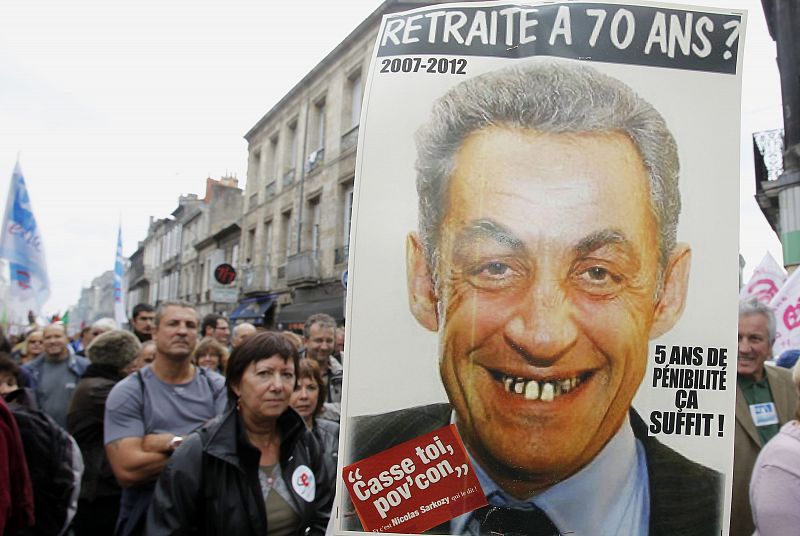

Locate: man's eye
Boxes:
[464,260,522,289]
[586,267,610,281]
[472,262,512,279]
[574,265,623,294]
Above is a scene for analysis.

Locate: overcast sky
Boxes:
[0,0,785,316]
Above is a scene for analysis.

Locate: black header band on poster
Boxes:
[377,2,742,74]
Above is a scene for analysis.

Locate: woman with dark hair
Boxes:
[192,337,229,374]
[0,353,23,394]
[147,331,332,535]
[290,358,339,486]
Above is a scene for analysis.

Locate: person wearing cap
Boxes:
[67,330,142,535]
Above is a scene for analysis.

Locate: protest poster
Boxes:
[336,1,745,534]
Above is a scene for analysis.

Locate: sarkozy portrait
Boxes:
[345,60,722,536]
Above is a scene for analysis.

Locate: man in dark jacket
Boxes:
[67,330,142,535]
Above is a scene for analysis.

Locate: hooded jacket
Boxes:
[147,406,332,536]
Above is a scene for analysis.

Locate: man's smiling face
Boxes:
[407,126,690,496]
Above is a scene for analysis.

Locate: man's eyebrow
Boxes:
[453,220,523,260]
[573,229,632,257]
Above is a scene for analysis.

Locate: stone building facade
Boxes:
[239,0,428,330]
[125,177,243,317]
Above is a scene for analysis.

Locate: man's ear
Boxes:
[406,232,439,332]
[650,243,691,339]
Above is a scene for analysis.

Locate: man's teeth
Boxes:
[501,374,584,402]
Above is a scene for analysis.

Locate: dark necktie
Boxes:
[471,504,561,536]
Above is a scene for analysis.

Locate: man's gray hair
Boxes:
[415,60,680,270]
[233,322,256,336]
[303,313,337,339]
[154,300,198,328]
[92,317,118,331]
[739,298,776,346]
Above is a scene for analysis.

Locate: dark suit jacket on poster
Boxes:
[343,404,722,536]
[730,365,797,536]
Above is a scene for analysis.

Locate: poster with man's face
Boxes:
[337,2,744,534]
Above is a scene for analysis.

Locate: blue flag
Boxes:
[0,161,50,320]
[113,224,127,326]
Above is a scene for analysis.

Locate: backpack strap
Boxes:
[136,369,145,397]
[196,365,215,391]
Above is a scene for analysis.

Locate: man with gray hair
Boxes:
[304,313,342,422]
[348,60,719,535]
[104,301,226,536]
[732,298,798,536]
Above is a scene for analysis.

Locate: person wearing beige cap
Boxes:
[67,330,141,535]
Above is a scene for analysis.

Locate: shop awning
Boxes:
[276,296,345,326]
[230,296,275,322]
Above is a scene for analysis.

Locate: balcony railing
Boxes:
[283,168,295,188]
[129,260,146,282]
[265,180,276,199]
[286,252,320,285]
[240,264,272,293]
[335,244,349,265]
[341,125,359,152]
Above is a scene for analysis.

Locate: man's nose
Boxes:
[504,279,578,366]
[738,338,750,356]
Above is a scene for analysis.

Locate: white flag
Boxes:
[768,266,800,356]
[0,161,50,322]
[740,252,786,304]
[113,224,127,327]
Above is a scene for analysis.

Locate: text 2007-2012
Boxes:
[379,57,467,75]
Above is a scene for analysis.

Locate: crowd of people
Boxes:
[3,295,800,535]
[0,303,343,536]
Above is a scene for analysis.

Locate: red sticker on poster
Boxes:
[342,424,487,533]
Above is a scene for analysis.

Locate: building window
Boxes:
[248,228,256,260]
[306,196,321,254]
[284,121,298,187]
[264,220,273,264]
[312,97,326,151]
[343,183,354,246]
[269,135,279,183]
[348,72,363,129]
[281,210,292,262]
[249,147,261,188]
[307,97,326,172]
